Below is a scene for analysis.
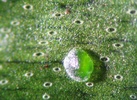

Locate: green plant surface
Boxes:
[0,0,137,100]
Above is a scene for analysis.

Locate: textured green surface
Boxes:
[0,0,137,100]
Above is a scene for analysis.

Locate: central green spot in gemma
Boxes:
[63,48,94,82]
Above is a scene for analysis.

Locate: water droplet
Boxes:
[63,48,94,82]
